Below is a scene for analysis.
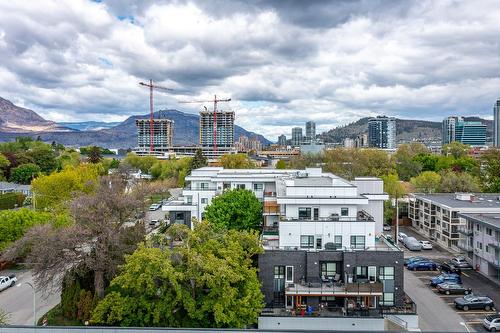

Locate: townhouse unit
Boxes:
[457,212,500,283]
[409,193,500,250]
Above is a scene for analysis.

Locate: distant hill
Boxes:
[319,117,494,143]
[58,121,121,131]
[0,97,270,148]
[0,97,73,132]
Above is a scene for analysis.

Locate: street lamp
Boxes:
[459,321,471,333]
[17,282,36,326]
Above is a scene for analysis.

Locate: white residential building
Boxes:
[163,167,389,245]
[409,193,500,250]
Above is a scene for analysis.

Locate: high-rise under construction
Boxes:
[136,118,174,154]
[199,110,235,148]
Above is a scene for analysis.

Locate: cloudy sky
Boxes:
[1,0,499,139]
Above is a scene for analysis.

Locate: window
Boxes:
[253,183,263,191]
[273,266,285,292]
[298,207,311,220]
[186,195,192,204]
[316,237,322,249]
[333,235,342,249]
[486,245,489,253]
[285,266,294,283]
[380,292,394,306]
[313,208,319,220]
[320,262,337,279]
[477,241,482,250]
[355,266,368,280]
[201,198,208,204]
[200,182,209,189]
[379,267,394,280]
[486,228,492,236]
[350,235,365,249]
[236,184,246,189]
[300,235,314,248]
[341,207,349,216]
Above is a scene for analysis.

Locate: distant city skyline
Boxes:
[0,1,500,139]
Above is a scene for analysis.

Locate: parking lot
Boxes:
[399,226,500,332]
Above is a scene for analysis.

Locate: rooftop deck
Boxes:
[286,281,383,296]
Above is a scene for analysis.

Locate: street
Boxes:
[0,269,60,325]
[400,226,500,332]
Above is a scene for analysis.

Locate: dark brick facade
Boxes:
[258,249,404,308]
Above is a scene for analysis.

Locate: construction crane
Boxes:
[139,79,174,154]
[179,95,231,154]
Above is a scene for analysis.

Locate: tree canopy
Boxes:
[9,163,41,184]
[187,149,207,174]
[91,223,264,328]
[220,154,255,169]
[0,209,53,252]
[203,189,262,231]
[410,171,441,193]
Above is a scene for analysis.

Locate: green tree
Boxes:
[91,223,264,328]
[275,159,287,169]
[393,143,427,181]
[0,208,53,251]
[220,153,255,169]
[0,153,10,180]
[204,189,262,231]
[323,148,394,179]
[150,158,191,187]
[123,153,157,173]
[480,148,500,192]
[26,143,58,174]
[187,149,207,174]
[31,164,101,210]
[410,171,441,193]
[9,163,41,184]
[442,141,470,159]
[439,171,480,193]
[413,153,439,172]
[86,146,102,164]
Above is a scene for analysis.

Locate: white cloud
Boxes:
[0,0,499,140]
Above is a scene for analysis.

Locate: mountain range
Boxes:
[0,97,270,148]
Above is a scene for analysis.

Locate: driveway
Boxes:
[0,269,60,325]
[400,226,499,332]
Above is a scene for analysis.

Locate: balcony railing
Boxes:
[458,229,473,236]
[264,191,277,197]
[286,281,383,296]
[183,185,217,191]
[282,210,374,223]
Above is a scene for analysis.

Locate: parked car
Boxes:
[0,274,17,292]
[407,260,437,271]
[383,224,391,231]
[404,237,423,251]
[398,232,408,242]
[451,256,473,270]
[440,261,462,274]
[430,273,462,287]
[149,203,161,211]
[419,240,433,250]
[149,219,160,227]
[483,314,500,332]
[454,295,495,311]
[404,256,427,266]
[437,282,471,295]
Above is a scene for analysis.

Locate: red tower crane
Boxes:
[179,95,231,154]
[139,79,174,153]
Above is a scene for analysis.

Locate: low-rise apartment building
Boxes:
[408,193,500,250]
[164,167,416,330]
[457,212,500,283]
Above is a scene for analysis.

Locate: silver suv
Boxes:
[484,314,500,332]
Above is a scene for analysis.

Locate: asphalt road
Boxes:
[0,269,60,325]
[400,226,500,332]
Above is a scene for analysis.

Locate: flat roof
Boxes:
[412,193,500,209]
[458,213,500,230]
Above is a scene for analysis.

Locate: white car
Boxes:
[398,232,408,242]
[149,203,161,211]
[419,240,433,250]
[0,274,17,292]
[383,224,391,231]
[483,314,500,332]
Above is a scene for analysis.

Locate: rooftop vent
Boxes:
[455,193,474,201]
